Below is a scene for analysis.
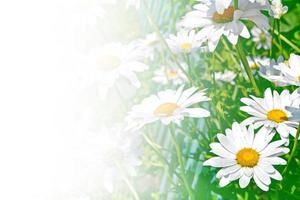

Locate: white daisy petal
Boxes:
[254,173,269,191]
[239,175,251,188]
[203,157,236,167]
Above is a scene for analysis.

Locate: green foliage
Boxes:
[116,0,300,199]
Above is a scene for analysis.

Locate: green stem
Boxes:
[141,0,195,86]
[271,19,276,58]
[276,20,283,55]
[235,40,261,96]
[273,29,300,53]
[142,132,179,187]
[282,123,300,175]
[113,160,140,200]
[221,39,240,70]
[169,126,195,200]
[234,0,239,9]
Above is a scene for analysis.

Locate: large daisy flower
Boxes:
[152,63,188,85]
[167,30,202,54]
[180,0,269,51]
[240,88,300,143]
[259,54,300,87]
[204,122,289,191]
[251,26,271,50]
[126,86,210,129]
[88,43,148,89]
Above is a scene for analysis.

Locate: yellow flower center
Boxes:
[284,60,290,67]
[259,33,267,43]
[298,76,300,82]
[180,42,192,51]
[154,103,179,116]
[250,63,259,70]
[212,6,235,24]
[166,69,178,79]
[236,148,259,167]
[97,55,121,71]
[267,109,288,123]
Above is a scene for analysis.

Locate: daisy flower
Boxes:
[167,30,202,54]
[251,26,271,50]
[270,0,288,19]
[135,33,161,60]
[88,43,148,89]
[259,56,287,86]
[260,54,300,87]
[180,0,269,51]
[126,0,141,9]
[273,54,300,86]
[247,56,270,71]
[126,86,210,129]
[240,88,300,143]
[204,122,289,191]
[214,70,237,84]
[152,63,187,85]
[286,104,300,123]
[74,0,117,28]
[215,0,269,14]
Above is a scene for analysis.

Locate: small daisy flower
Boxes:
[126,86,210,129]
[88,43,148,89]
[270,0,288,19]
[126,0,141,9]
[214,70,237,84]
[152,63,188,85]
[167,30,202,54]
[286,105,300,123]
[204,122,289,191]
[138,33,160,50]
[251,27,271,50]
[260,54,300,87]
[240,88,300,143]
[135,33,161,60]
[259,56,287,86]
[247,56,270,71]
[274,54,300,86]
[180,0,269,51]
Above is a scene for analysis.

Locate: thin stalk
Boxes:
[234,0,239,9]
[270,19,276,58]
[142,132,179,187]
[169,126,195,200]
[215,52,225,63]
[221,39,240,70]
[235,40,261,96]
[282,123,300,175]
[273,29,300,53]
[141,0,195,86]
[114,160,140,200]
[212,53,216,86]
[276,19,283,55]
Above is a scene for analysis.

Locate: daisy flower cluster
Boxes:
[76,0,300,199]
